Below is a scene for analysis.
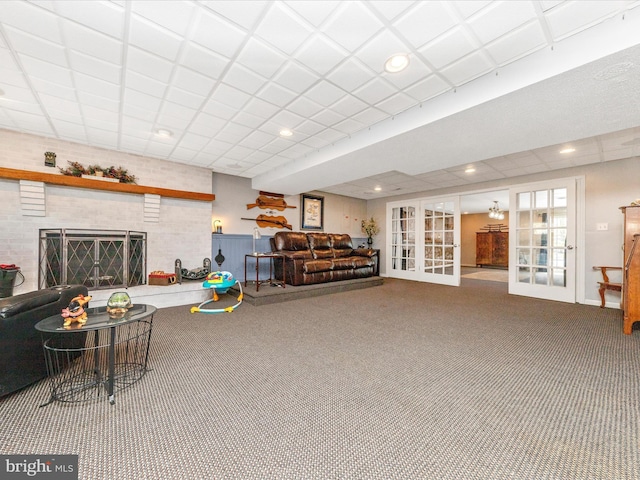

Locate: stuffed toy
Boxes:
[61,294,92,326]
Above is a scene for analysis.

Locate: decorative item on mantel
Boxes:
[44,151,56,167]
[361,216,380,246]
[58,161,137,184]
[246,191,296,211]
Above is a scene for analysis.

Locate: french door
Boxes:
[387,197,460,286]
[508,178,577,302]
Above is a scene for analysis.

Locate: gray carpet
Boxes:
[1,278,638,479]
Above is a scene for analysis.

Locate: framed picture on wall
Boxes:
[301,194,324,230]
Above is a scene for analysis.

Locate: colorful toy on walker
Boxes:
[190,271,243,314]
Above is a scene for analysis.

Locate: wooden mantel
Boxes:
[0,167,215,202]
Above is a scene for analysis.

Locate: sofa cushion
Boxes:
[304,259,333,274]
[307,233,334,259]
[330,234,354,258]
[0,291,61,319]
[332,258,355,270]
[273,232,309,251]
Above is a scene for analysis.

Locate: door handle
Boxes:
[566,245,574,250]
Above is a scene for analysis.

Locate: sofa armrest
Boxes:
[353,248,377,258]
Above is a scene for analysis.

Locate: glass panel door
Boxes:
[388,203,418,280]
[509,179,576,302]
[422,199,460,286]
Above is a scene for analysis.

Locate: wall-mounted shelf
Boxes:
[0,167,215,202]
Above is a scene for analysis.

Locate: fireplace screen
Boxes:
[39,229,146,290]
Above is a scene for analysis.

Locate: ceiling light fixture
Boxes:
[488,201,505,220]
[559,147,575,154]
[465,166,476,173]
[155,129,173,138]
[279,128,293,137]
[374,186,382,192]
[384,53,410,73]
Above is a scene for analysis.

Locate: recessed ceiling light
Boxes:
[465,166,476,174]
[374,186,382,192]
[384,53,410,73]
[279,128,293,137]
[559,147,575,154]
[155,129,173,138]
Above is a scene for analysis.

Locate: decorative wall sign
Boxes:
[301,194,324,230]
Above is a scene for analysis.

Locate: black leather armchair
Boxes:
[0,285,88,397]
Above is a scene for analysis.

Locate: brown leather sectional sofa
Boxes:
[270,232,378,286]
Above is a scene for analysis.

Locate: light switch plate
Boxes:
[596,223,608,231]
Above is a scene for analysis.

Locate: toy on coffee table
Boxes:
[190,271,243,314]
[61,294,92,326]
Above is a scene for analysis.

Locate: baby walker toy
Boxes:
[190,271,243,314]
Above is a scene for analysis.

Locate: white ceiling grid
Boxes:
[0,1,639,201]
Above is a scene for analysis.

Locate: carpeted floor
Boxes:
[1,278,638,479]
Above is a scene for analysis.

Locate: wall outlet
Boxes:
[596,223,609,231]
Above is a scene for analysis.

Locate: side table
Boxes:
[35,304,156,406]
[244,253,286,291]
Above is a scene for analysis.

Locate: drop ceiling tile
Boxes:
[314,128,345,144]
[53,120,87,139]
[4,26,67,66]
[353,77,397,105]
[120,135,150,152]
[369,1,417,22]
[350,107,388,126]
[419,26,477,69]
[259,137,295,155]
[5,110,54,134]
[217,122,254,143]
[484,21,546,65]
[55,0,125,38]
[394,1,457,48]
[210,83,251,109]
[223,63,267,95]
[122,104,156,123]
[322,1,383,51]
[285,1,341,28]
[202,99,240,120]
[295,119,326,137]
[1,1,63,43]
[544,1,625,41]
[63,19,122,64]
[29,77,76,100]
[190,8,246,59]
[188,112,228,137]
[305,81,346,107]
[300,134,331,149]
[279,143,315,160]
[403,75,451,102]
[242,130,275,149]
[173,66,216,96]
[382,58,433,90]
[294,34,346,76]
[124,88,162,111]
[126,47,174,83]
[439,50,493,86]
[165,87,207,110]
[18,55,73,87]
[243,97,281,119]
[124,71,167,97]
[200,0,268,30]
[129,14,182,61]
[268,110,306,130]
[333,117,366,135]
[467,0,536,45]
[68,50,121,84]
[131,0,195,36]
[255,3,314,55]
[355,29,411,73]
[452,0,492,19]
[375,92,419,116]
[232,110,268,130]
[330,95,369,117]
[325,58,375,92]
[181,43,228,79]
[237,37,288,79]
[39,94,83,117]
[256,82,298,108]
[82,106,119,124]
[311,108,345,127]
[145,142,175,157]
[87,127,119,146]
[286,96,324,118]
[171,146,200,162]
[159,101,198,122]
[272,62,320,94]
[224,145,259,161]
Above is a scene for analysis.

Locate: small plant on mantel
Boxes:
[59,161,137,184]
[361,216,380,246]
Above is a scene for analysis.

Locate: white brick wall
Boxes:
[1,129,213,297]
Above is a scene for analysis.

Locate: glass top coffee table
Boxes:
[35,304,156,406]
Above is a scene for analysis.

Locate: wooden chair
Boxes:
[593,266,622,308]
